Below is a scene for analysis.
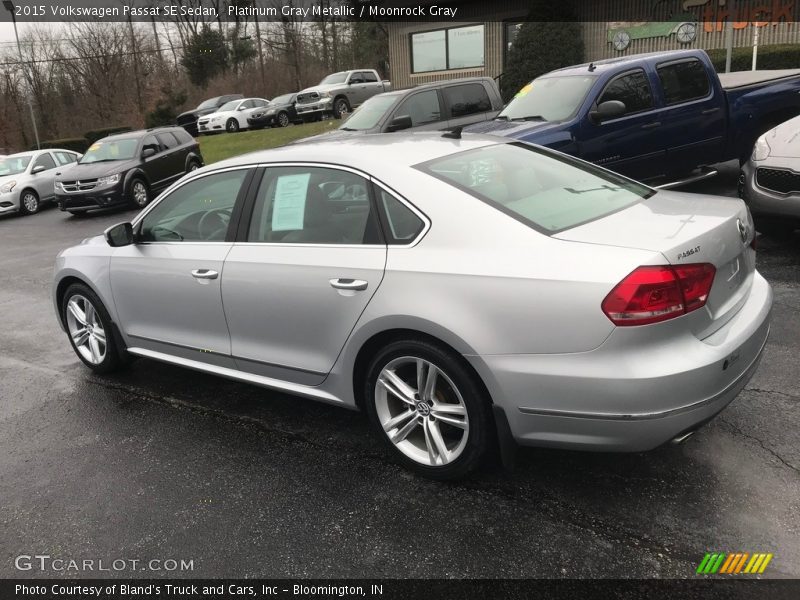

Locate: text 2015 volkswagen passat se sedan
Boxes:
[53,134,772,479]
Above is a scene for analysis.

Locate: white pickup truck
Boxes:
[295,70,392,120]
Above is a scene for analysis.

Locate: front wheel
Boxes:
[333,98,350,119]
[226,118,240,133]
[277,111,290,127]
[364,338,492,480]
[129,179,149,208]
[19,189,40,215]
[62,283,123,374]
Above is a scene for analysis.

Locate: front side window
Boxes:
[247,167,380,245]
[79,138,139,164]
[395,90,442,126]
[218,100,241,112]
[33,152,56,171]
[341,95,399,131]
[416,143,652,234]
[411,25,485,73]
[320,72,348,85]
[141,135,161,156]
[499,75,597,122]
[443,84,492,118]
[657,59,711,105]
[139,170,247,242]
[362,71,378,83]
[597,70,654,114]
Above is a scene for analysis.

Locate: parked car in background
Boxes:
[295,70,391,121]
[247,93,303,128]
[466,50,800,184]
[300,78,503,143]
[0,149,81,216]
[176,94,243,136]
[55,127,203,215]
[197,97,271,134]
[53,134,770,479]
[740,114,800,236]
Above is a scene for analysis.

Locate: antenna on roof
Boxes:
[588,63,596,72]
[442,126,463,140]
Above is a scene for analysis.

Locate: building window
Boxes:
[411,25,485,74]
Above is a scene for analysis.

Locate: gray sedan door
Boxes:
[110,168,251,367]
[221,165,386,385]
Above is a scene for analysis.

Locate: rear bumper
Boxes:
[467,271,773,451]
[741,159,800,220]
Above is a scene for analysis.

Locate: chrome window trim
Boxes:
[132,161,431,249]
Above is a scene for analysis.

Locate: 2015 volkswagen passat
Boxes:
[53,134,772,479]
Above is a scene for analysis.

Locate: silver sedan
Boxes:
[740,114,800,236]
[0,149,81,216]
[53,134,772,479]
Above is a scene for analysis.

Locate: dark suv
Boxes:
[55,127,203,215]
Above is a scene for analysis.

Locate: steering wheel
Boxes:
[198,208,231,240]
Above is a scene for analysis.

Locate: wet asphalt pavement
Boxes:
[0,161,798,579]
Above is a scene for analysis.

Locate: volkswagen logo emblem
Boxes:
[416,402,431,417]
[737,219,748,244]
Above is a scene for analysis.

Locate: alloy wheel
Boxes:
[132,181,148,207]
[65,294,107,365]
[374,356,469,467]
[22,192,39,213]
[278,112,289,127]
[336,100,349,118]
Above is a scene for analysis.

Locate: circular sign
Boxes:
[612,31,631,52]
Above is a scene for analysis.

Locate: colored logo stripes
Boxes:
[696,552,773,574]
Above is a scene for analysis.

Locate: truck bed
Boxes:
[718,69,800,90]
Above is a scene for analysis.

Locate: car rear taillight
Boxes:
[601,264,716,326]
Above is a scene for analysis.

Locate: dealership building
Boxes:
[386,0,800,90]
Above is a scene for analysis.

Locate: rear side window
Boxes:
[172,129,193,144]
[378,189,425,244]
[395,90,442,126]
[54,151,77,165]
[657,60,711,105]
[416,143,652,234]
[598,70,653,114]
[443,83,492,118]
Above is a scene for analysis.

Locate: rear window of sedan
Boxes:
[416,142,653,234]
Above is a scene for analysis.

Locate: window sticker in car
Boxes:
[271,173,311,231]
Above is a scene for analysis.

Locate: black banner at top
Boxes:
[0,0,799,23]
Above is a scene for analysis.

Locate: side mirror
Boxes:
[590,100,627,123]
[141,148,156,159]
[31,165,45,174]
[104,222,134,247]
[386,115,413,132]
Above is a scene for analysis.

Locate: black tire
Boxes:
[277,111,290,127]
[128,178,149,208]
[333,97,350,119]
[187,159,201,173]
[363,337,492,480]
[18,189,40,215]
[226,118,240,133]
[61,283,124,374]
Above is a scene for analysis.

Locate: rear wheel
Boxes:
[364,338,491,480]
[187,160,201,173]
[19,189,40,215]
[226,118,240,133]
[62,283,123,374]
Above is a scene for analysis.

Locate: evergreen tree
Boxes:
[181,26,229,88]
[501,2,584,102]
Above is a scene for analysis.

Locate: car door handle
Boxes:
[191,269,219,280]
[701,108,720,115]
[641,122,661,130]
[329,278,368,291]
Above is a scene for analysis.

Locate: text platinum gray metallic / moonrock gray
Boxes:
[52,134,772,479]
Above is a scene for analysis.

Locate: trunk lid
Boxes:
[555,190,756,336]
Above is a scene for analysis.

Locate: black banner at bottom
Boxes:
[2,579,800,600]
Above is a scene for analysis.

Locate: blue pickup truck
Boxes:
[467,50,800,183]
